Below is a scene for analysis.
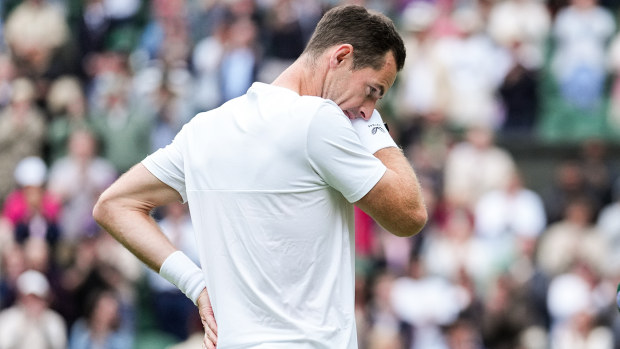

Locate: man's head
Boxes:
[302,5,406,119]
[304,5,405,72]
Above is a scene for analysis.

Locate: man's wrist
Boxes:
[351,110,398,154]
[159,251,206,304]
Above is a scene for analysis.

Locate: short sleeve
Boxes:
[307,102,387,203]
[142,124,188,203]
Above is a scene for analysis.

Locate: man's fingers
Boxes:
[204,332,216,349]
[206,314,218,336]
[197,287,218,346]
[202,318,218,345]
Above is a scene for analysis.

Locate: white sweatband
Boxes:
[351,110,398,154]
[159,251,206,305]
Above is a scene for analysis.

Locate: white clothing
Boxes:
[475,188,547,239]
[443,142,516,207]
[435,35,511,128]
[142,82,386,348]
[391,277,467,349]
[552,6,615,80]
[547,273,592,322]
[487,0,550,68]
[0,305,67,349]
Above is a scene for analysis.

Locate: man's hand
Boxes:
[197,288,218,349]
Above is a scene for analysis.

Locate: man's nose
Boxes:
[359,102,375,120]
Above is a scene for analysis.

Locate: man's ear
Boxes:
[329,44,353,69]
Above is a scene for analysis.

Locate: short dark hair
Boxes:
[303,5,406,72]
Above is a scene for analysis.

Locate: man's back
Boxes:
[143,82,387,348]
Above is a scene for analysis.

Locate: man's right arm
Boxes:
[349,109,427,237]
[307,104,427,238]
[354,146,427,237]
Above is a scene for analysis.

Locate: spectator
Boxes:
[61,233,141,327]
[475,171,547,240]
[394,2,450,136]
[68,290,134,349]
[192,20,228,112]
[220,18,259,102]
[149,83,194,152]
[4,0,69,76]
[444,126,516,209]
[498,44,540,135]
[481,274,545,349]
[364,272,401,349]
[90,76,151,173]
[422,208,497,289]
[0,270,67,349]
[0,244,26,309]
[434,8,511,129]
[46,76,91,163]
[0,78,46,203]
[48,129,117,242]
[547,263,613,345]
[552,0,615,110]
[1,157,62,245]
[487,0,551,70]
[536,198,608,277]
[76,0,110,70]
[543,161,601,224]
[391,257,469,349]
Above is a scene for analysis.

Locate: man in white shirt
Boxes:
[94,5,427,349]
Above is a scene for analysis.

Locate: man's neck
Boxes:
[271,56,326,98]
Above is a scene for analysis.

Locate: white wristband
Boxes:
[159,251,206,305]
[351,110,397,154]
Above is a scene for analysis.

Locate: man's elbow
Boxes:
[92,192,112,227]
[394,207,428,238]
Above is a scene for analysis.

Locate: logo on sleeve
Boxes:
[371,126,386,134]
[368,123,389,135]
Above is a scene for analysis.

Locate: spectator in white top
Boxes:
[552,0,615,110]
[0,270,67,349]
[434,7,511,129]
[487,0,551,70]
[444,126,516,209]
[391,257,469,349]
[475,171,546,240]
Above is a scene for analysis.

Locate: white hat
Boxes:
[14,156,47,187]
[16,270,50,298]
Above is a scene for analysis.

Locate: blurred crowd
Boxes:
[0,0,620,348]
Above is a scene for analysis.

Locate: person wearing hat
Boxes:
[1,156,62,245]
[0,269,67,349]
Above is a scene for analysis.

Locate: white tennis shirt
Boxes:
[142,82,387,348]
